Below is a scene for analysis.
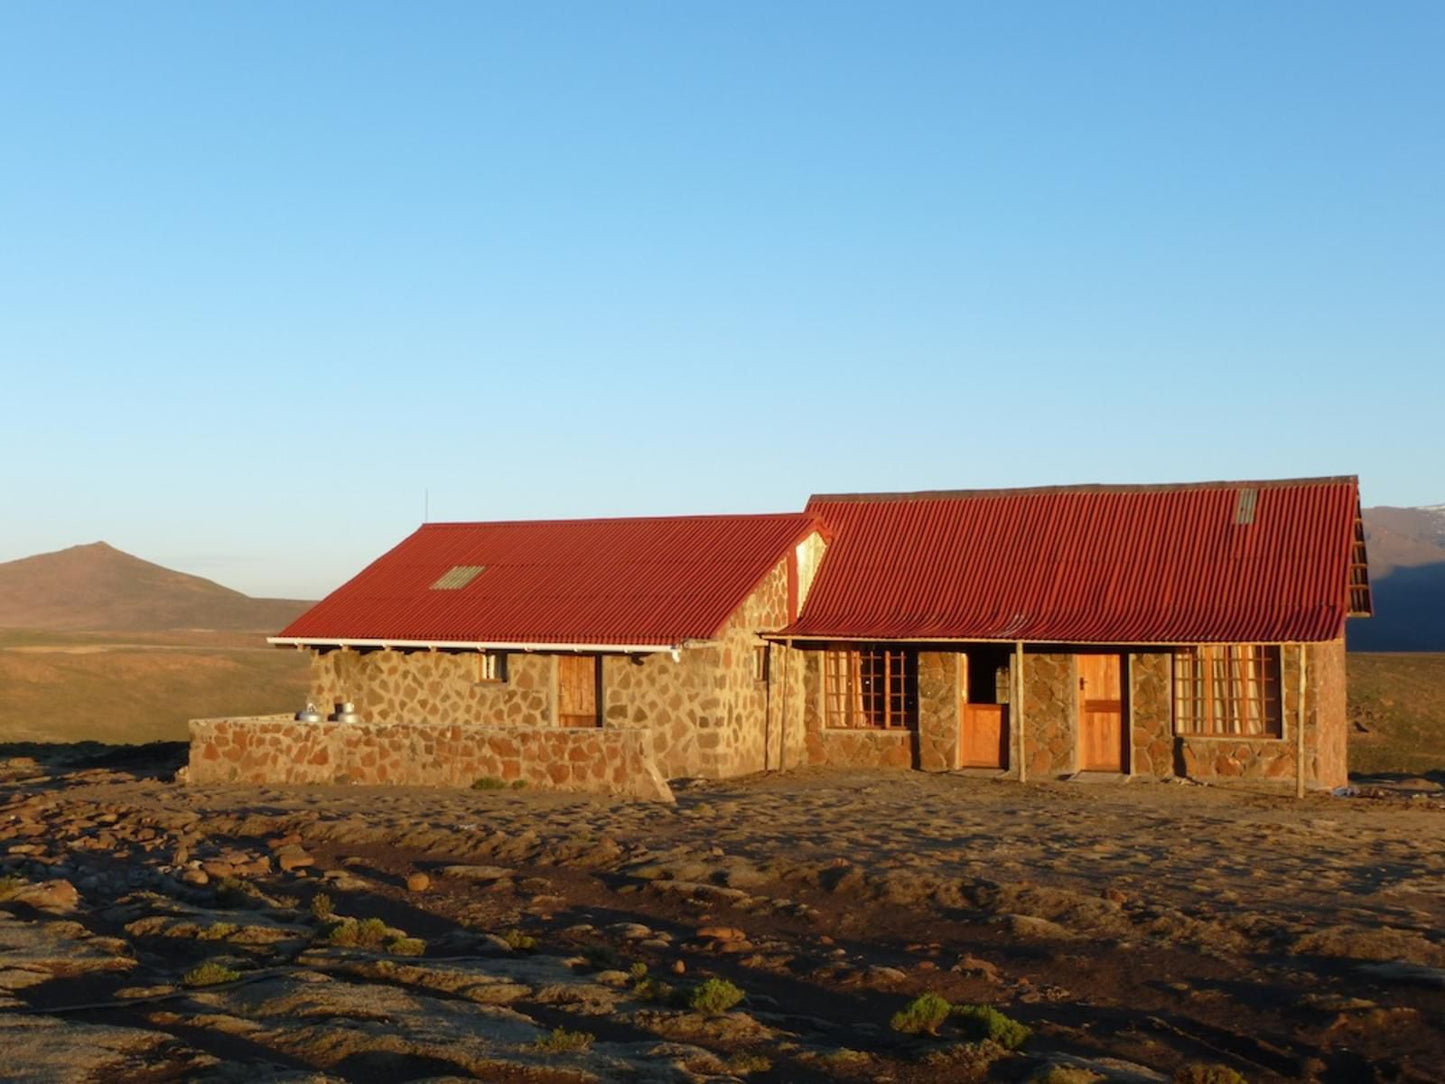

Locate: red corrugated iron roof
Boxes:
[785,477,1364,644]
[278,512,818,649]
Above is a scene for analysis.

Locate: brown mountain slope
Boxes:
[1351,506,1445,651]
[0,542,311,632]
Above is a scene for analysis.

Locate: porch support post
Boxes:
[548,656,559,728]
[1295,643,1308,799]
[1015,640,1027,783]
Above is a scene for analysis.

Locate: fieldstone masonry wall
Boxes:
[188,716,673,802]
[296,558,795,783]
[1128,652,1174,778]
[798,649,959,771]
[310,651,552,728]
[1019,652,1076,777]
[1177,638,1348,790]
[601,559,791,779]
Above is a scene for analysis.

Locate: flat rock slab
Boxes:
[0,1015,187,1083]
[0,912,134,1001]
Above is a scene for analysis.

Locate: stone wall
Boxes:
[188,715,673,802]
[796,648,958,771]
[1312,638,1348,788]
[601,558,790,779]
[299,556,794,784]
[1129,651,1174,778]
[1020,652,1076,778]
[310,651,552,727]
[917,651,959,771]
[1173,639,1349,790]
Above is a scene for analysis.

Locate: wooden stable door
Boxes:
[1077,654,1126,771]
[960,705,1009,768]
[958,652,1009,769]
[557,656,600,728]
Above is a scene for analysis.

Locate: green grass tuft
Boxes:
[321,916,425,955]
[952,1002,1031,1049]
[501,927,536,952]
[471,776,507,790]
[688,977,745,1015]
[530,1026,594,1054]
[1174,1065,1247,1084]
[182,960,242,987]
[890,992,953,1035]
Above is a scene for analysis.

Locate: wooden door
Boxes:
[1077,654,1125,771]
[958,652,1009,769]
[960,705,1009,768]
[557,656,599,728]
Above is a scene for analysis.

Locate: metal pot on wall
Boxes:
[327,701,360,724]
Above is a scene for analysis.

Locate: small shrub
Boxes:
[531,1026,594,1054]
[322,916,424,955]
[952,1003,1031,1050]
[501,927,536,952]
[890,992,952,1036]
[309,892,334,919]
[388,936,427,956]
[471,777,507,790]
[213,877,260,908]
[199,922,237,940]
[1174,1065,1247,1084]
[182,960,242,987]
[725,1053,772,1075]
[509,779,528,790]
[633,975,675,1003]
[628,961,649,983]
[689,977,745,1015]
[0,874,27,901]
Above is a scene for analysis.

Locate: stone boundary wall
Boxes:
[187,716,673,802]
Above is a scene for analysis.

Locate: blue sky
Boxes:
[2,2,1441,598]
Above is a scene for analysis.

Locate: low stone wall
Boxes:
[806,728,915,768]
[187,716,673,802]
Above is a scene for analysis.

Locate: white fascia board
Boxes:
[760,634,1320,647]
[266,635,694,654]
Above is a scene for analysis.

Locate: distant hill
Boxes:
[1351,505,1445,652]
[0,542,311,633]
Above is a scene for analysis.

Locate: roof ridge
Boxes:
[420,511,815,529]
[810,476,1359,504]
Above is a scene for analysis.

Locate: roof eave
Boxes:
[268,636,697,654]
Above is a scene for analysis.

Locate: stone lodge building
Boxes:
[189,477,1371,801]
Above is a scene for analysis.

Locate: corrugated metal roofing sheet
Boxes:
[279,513,818,647]
[786,477,1363,644]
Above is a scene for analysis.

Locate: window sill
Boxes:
[1176,733,1286,743]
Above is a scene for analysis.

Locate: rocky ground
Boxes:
[1,746,1443,1083]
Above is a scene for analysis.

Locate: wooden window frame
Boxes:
[475,652,508,684]
[754,644,769,683]
[822,645,917,730]
[1173,644,1282,739]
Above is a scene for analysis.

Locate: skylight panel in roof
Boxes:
[1234,488,1258,525]
[431,565,486,590]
